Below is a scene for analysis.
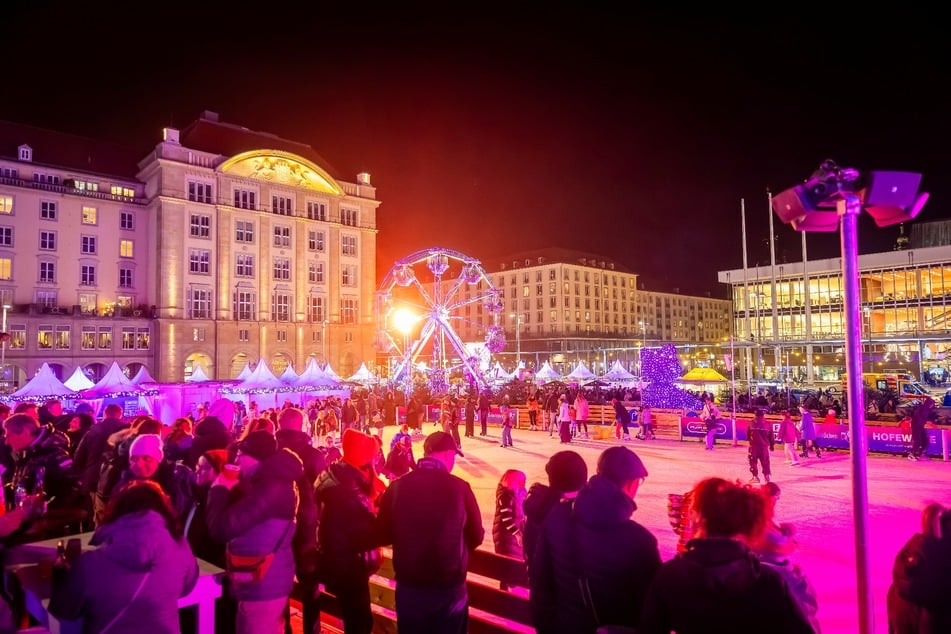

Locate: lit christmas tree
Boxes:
[641,344,702,409]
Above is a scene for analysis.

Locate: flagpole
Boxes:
[741,199,752,397]
[768,189,780,382]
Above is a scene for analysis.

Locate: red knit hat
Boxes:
[342,428,378,468]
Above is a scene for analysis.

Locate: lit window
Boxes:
[55,326,70,350]
[0,195,12,214]
[98,327,112,349]
[0,258,10,281]
[120,240,133,258]
[37,325,52,350]
[81,207,97,225]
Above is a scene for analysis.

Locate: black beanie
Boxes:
[237,430,278,461]
[546,450,588,493]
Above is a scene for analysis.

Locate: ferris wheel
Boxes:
[375,248,504,394]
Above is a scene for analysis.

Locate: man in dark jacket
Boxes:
[478,391,491,436]
[206,430,302,633]
[185,416,233,469]
[375,431,484,634]
[275,407,326,634]
[748,408,775,484]
[72,403,127,504]
[530,445,660,634]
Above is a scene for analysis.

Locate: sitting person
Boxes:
[49,480,198,632]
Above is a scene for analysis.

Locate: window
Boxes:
[272,195,292,216]
[0,258,10,280]
[33,173,60,185]
[37,325,53,350]
[119,267,133,288]
[98,327,112,349]
[234,290,256,320]
[81,235,96,254]
[341,265,356,286]
[40,231,56,250]
[9,326,25,349]
[234,189,257,210]
[308,261,318,283]
[235,220,254,243]
[236,254,255,277]
[273,258,291,281]
[188,181,212,203]
[238,329,250,342]
[308,295,325,322]
[80,264,96,286]
[81,327,95,349]
[0,195,12,215]
[0,227,11,247]
[193,328,205,342]
[190,214,211,238]
[342,235,357,256]
[81,206,97,225]
[136,328,150,350]
[111,185,135,199]
[188,287,212,319]
[0,168,16,179]
[276,330,287,343]
[313,261,325,283]
[55,326,70,350]
[39,261,55,283]
[120,211,134,230]
[119,240,133,258]
[189,249,211,274]
[341,208,358,226]
[122,327,136,350]
[273,225,291,248]
[307,201,327,221]
[79,294,96,315]
[341,297,357,324]
[308,230,324,252]
[271,293,290,321]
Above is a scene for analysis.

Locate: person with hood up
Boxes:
[314,428,387,634]
[49,479,198,633]
[206,430,302,634]
[531,446,660,633]
[639,477,813,634]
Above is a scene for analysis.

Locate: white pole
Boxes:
[741,199,753,392]
[768,189,780,379]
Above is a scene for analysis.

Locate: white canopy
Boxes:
[322,363,342,381]
[234,363,253,382]
[297,358,340,388]
[534,361,563,383]
[566,361,597,381]
[279,363,300,386]
[602,359,637,383]
[81,361,149,398]
[9,363,81,401]
[63,366,95,391]
[237,360,284,390]
[347,362,377,384]
[131,366,157,385]
[186,365,211,383]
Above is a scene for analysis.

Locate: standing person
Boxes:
[381,392,397,433]
[612,397,632,441]
[909,396,935,461]
[375,431,485,633]
[500,401,515,448]
[275,407,327,634]
[314,429,386,634]
[48,480,199,632]
[72,402,128,517]
[206,431,302,634]
[574,391,590,439]
[638,404,655,440]
[558,395,572,444]
[478,390,491,436]
[464,395,476,438]
[493,469,527,591]
[545,390,560,437]
[447,397,463,453]
[701,395,720,450]
[355,393,368,434]
[639,478,813,634]
[778,410,801,466]
[799,407,821,458]
[523,451,589,581]
[405,396,422,437]
[748,409,775,484]
[527,390,540,431]
[531,446,660,633]
[382,435,417,481]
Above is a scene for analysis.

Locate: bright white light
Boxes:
[393,307,417,335]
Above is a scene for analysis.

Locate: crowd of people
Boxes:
[0,391,944,633]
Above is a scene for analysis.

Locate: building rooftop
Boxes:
[486,247,636,275]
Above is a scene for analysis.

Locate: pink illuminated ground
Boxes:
[389,423,948,634]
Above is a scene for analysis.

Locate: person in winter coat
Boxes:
[700,395,720,450]
[206,430,302,634]
[574,392,590,439]
[531,446,660,633]
[909,397,936,461]
[492,469,526,590]
[798,408,821,458]
[275,407,326,634]
[523,451,588,581]
[887,502,948,634]
[95,417,164,526]
[777,410,801,466]
[612,397,633,440]
[72,403,128,508]
[185,415,234,470]
[113,434,197,520]
[163,417,194,464]
[49,480,198,633]
[558,395,572,443]
[314,429,387,634]
[382,435,416,481]
[747,409,775,484]
[639,477,813,634]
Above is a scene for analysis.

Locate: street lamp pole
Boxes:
[510,312,522,370]
[0,304,9,391]
[322,319,329,364]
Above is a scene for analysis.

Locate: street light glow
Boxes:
[392,307,417,335]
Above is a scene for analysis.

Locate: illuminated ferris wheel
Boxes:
[375,248,504,394]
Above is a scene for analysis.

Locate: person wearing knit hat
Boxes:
[341,428,379,469]
[115,433,197,520]
[129,433,164,478]
[236,429,278,462]
[545,450,589,494]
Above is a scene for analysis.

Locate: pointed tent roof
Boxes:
[186,365,211,383]
[534,361,562,382]
[9,363,82,400]
[347,362,376,384]
[82,362,149,398]
[322,363,342,381]
[237,360,284,390]
[63,366,95,391]
[566,361,597,381]
[131,366,157,385]
[602,359,637,382]
[279,363,300,386]
[297,358,341,389]
[234,363,253,382]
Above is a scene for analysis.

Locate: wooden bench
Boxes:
[293,547,533,633]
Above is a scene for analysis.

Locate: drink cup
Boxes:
[222,464,240,482]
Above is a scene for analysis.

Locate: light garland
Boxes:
[640,343,701,410]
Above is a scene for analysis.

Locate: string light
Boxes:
[640,343,702,410]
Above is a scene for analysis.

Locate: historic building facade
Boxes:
[0,111,379,386]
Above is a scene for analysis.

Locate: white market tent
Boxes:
[534,361,563,383]
[279,363,300,387]
[566,361,597,381]
[186,365,211,383]
[602,359,637,383]
[131,366,157,385]
[63,366,95,391]
[234,363,253,382]
[322,363,343,382]
[8,363,82,401]
[347,362,377,385]
[297,358,342,389]
[81,362,152,399]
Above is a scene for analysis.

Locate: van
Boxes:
[841,372,930,399]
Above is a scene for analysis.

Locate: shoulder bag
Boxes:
[226,519,294,584]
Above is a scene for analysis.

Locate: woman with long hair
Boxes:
[49,480,199,633]
[163,417,194,464]
[493,469,527,590]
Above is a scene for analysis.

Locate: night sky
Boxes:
[4,6,948,296]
